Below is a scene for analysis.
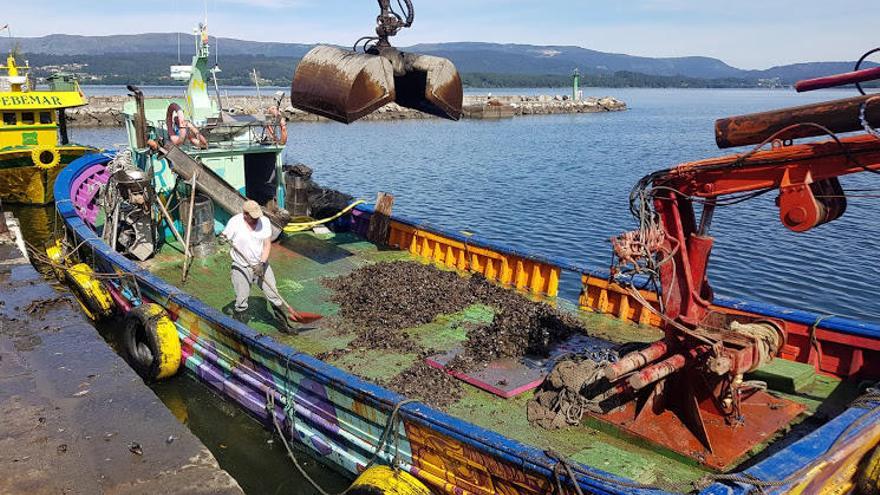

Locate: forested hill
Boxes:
[10,34,876,88]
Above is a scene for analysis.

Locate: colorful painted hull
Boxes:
[55,153,880,495]
[0,145,96,204]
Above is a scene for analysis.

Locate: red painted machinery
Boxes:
[595,58,880,469]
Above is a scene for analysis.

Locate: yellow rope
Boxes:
[282,200,365,234]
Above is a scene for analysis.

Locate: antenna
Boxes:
[2,25,16,66]
[1,24,11,54]
[211,64,224,114]
[253,68,264,109]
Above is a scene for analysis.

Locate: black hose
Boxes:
[855,47,880,96]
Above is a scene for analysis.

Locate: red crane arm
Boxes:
[663,134,880,198]
[597,66,880,465]
[650,133,880,326]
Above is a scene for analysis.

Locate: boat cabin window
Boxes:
[2,113,14,126]
[39,111,53,124]
[21,112,35,125]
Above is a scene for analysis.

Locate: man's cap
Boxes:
[242,200,263,219]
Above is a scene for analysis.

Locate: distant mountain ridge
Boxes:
[8,33,877,84]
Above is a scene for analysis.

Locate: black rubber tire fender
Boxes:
[122,304,181,382]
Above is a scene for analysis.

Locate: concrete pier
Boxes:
[0,213,243,495]
[67,93,627,127]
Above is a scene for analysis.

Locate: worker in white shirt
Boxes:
[219,200,295,333]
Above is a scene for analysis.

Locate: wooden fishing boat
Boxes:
[49,21,880,495]
[0,49,95,205]
[52,144,880,494]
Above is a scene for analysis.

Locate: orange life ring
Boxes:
[166,103,189,146]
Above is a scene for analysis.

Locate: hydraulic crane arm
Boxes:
[663,133,880,199]
[648,132,880,327]
[590,53,880,470]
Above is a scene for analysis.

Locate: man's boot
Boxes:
[272,305,298,335]
[233,308,250,324]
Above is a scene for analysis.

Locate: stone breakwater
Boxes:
[67,94,627,127]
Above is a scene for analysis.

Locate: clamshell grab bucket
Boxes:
[396,53,463,121]
[291,46,396,124]
[291,45,463,124]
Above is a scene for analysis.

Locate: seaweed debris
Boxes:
[23,296,73,318]
[323,261,584,371]
[323,261,480,331]
[382,362,464,409]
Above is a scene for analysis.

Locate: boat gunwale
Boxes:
[54,152,880,495]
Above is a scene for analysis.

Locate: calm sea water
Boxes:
[73,87,880,323]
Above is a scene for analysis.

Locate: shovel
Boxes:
[284,304,323,325]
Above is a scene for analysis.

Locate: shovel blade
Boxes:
[289,308,323,325]
[291,45,396,124]
[396,53,463,121]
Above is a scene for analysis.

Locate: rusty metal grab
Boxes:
[290,0,463,124]
[291,46,397,124]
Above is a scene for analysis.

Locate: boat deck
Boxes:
[145,230,857,485]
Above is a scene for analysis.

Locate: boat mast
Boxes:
[253,68,264,110]
[183,22,214,123]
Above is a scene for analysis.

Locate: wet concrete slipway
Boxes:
[0,212,243,494]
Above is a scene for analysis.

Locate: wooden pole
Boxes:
[715,94,880,149]
[156,194,186,248]
[367,192,394,245]
[181,171,199,283]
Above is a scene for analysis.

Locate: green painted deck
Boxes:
[144,231,856,485]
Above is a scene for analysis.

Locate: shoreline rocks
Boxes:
[66,94,627,128]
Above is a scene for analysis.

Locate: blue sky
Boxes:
[4,0,876,69]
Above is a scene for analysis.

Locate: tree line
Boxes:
[23,53,779,89]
